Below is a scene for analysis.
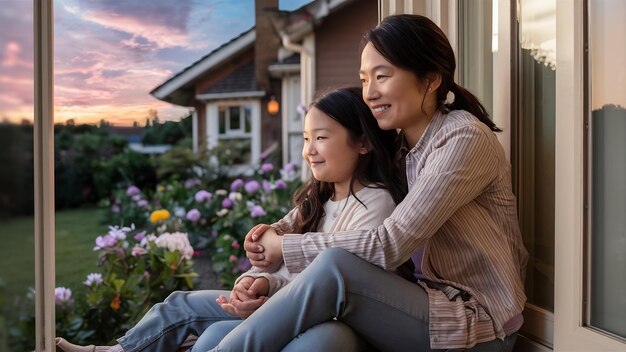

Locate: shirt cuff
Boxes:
[282,233,307,273]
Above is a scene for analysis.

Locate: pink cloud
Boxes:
[81,10,189,50]
[1,41,32,68]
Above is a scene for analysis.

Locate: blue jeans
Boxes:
[211,248,518,352]
[116,287,366,351]
[117,290,239,352]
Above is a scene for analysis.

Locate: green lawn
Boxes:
[0,207,107,307]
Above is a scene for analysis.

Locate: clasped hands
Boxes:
[216,224,284,318]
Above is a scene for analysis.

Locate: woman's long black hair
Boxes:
[364,14,501,132]
[287,87,406,234]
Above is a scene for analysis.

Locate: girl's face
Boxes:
[302,107,366,192]
[359,42,428,132]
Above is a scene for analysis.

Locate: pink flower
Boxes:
[230,178,245,191]
[229,255,238,263]
[231,240,240,250]
[131,246,148,257]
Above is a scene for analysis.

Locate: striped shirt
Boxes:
[280,109,529,349]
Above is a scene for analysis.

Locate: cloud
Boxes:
[69,0,195,50]
[1,41,32,68]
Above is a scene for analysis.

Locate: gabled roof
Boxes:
[195,61,265,101]
[150,28,256,106]
[150,0,357,107]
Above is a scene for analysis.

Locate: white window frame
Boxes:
[205,99,261,167]
[554,0,625,350]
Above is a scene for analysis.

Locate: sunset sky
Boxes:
[0,0,310,126]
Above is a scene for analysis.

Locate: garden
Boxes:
[0,120,301,351]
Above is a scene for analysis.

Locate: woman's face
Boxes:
[302,107,364,189]
[359,42,428,132]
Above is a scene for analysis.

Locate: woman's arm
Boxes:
[276,124,501,273]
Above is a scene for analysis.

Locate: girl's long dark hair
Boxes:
[287,87,406,234]
[364,14,500,132]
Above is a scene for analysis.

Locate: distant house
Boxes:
[150,0,376,171]
[106,126,172,155]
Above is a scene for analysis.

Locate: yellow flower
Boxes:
[150,209,170,223]
[157,185,165,193]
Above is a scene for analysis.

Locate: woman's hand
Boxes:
[217,276,269,318]
[255,228,284,266]
[244,224,271,267]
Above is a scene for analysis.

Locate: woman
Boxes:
[56,87,405,352]
[222,14,528,352]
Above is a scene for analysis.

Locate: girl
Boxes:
[56,87,405,352]
[229,14,528,352]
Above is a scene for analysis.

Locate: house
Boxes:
[150,0,377,172]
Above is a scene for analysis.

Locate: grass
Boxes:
[0,207,107,308]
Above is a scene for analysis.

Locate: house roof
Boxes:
[195,61,265,101]
[150,28,256,106]
[150,0,356,107]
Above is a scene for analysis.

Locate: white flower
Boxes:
[229,192,242,201]
[83,273,103,287]
[154,232,194,260]
[217,209,229,217]
[215,189,228,196]
[140,234,158,247]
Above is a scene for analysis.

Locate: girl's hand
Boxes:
[217,276,269,318]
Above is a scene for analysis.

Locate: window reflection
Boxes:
[0,1,36,350]
[588,0,626,339]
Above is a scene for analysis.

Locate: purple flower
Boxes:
[94,235,118,250]
[132,194,141,201]
[221,198,234,209]
[275,179,288,190]
[211,229,219,238]
[126,185,140,196]
[186,208,201,223]
[137,199,149,208]
[184,178,201,189]
[83,273,103,287]
[244,180,260,194]
[230,178,245,191]
[111,204,120,213]
[260,163,274,173]
[262,179,272,193]
[55,287,73,306]
[238,258,252,272]
[194,190,213,202]
[134,231,146,241]
[250,205,266,218]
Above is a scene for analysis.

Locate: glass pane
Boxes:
[229,106,241,131]
[219,106,226,134]
[588,0,626,339]
[458,0,494,117]
[243,106,252,133]
[517,0,556,311]
[0,2,35,350]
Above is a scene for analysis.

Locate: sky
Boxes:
[0,0,311,126]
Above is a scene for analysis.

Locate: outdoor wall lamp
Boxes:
[267,96,280,115]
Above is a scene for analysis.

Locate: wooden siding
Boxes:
[315,0,378,94]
